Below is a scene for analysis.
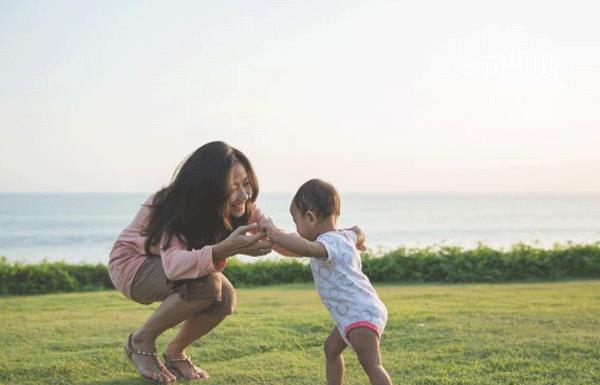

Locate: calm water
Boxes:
[1,192,599,264]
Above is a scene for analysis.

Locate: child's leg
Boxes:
[347,327,392,385]
[324,327,347,385]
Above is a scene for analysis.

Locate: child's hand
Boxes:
[259,216,277,235]
[349,225,367,251]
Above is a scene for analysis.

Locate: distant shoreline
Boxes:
[2,239,600,265]
[2,191,600,195]
[2,192,600,264]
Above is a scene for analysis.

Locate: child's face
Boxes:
[290,204,317,241]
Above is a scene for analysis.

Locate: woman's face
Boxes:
[225,162,252,218]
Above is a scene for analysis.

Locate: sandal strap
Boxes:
[163,353,208,379]
[126,333,158,358]
[163,353,198,370]
[167,355,192,363]
[131,349,157,357]
[133,350,170,374]
[155,358,169,372]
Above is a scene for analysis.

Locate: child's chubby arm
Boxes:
[259,217,327,258]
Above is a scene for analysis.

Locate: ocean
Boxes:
[1,192,599,264]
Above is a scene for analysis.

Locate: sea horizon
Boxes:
[2,191,600,194]
[1,192,599,265]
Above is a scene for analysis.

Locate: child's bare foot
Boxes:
[125,333,177,383]
[163,349,209,380]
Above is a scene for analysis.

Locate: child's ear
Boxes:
[306,210,317,223]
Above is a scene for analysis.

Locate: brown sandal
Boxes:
[162,353,209,381]
[124,333,174,384]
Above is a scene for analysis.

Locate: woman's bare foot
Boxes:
[163,348,209,380]
[127,332,177,383]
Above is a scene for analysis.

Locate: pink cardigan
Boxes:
[108,195,271,299]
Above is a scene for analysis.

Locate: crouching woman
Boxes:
[108,142,274,383]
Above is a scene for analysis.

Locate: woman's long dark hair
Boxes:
[143,141,259,254]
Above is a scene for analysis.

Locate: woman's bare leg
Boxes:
[130,275,224,383]
[163,275,237,379]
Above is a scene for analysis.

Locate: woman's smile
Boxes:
[231,202,245,214]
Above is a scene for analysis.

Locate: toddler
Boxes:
[260,179,392,385]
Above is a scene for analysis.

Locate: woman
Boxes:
[108,141,277,383]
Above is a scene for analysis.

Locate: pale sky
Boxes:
[1,0,599,193]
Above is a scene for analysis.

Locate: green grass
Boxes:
[1,281,599,385]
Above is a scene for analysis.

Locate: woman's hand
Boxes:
[213,223,273,259]
[258,216,277,236]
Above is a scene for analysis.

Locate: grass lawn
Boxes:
[0,280,599,385]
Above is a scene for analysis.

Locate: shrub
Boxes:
[0,257,113,295]
[1,241,599,295]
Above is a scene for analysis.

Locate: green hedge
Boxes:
[361,242,600,283]
[1,242,600,295]
[0,258,112,295]
[224,258,312,287]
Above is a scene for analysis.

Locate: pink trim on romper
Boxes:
[344,321,380,337]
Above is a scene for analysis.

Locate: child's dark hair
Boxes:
[292,179,340,220]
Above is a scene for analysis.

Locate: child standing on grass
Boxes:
[259,179,392,385]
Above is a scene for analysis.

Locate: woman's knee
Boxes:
[217,275,237,315]
[177,273,223,301]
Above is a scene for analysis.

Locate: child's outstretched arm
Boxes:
[259,217,327,258]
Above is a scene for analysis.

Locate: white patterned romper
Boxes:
[312,229,388,347]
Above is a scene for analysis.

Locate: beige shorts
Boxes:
[130,255,228,305]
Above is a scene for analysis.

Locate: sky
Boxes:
[1,0,599,193]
